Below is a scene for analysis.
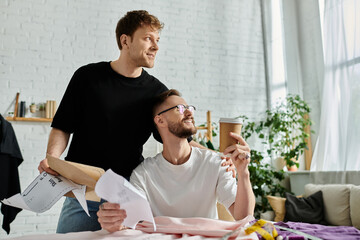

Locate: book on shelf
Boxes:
[45,100,57,118]
[52,100,57,118]
[46,101,50,118]
[19,101,26,117]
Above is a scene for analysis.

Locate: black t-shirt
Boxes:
[51,62,168,178]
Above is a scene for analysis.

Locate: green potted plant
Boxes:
[261,94,312,169]
[39,103,45,111]
[30,102,36,113]
[240,94,313,169]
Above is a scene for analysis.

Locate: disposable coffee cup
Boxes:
[219,118,243,152]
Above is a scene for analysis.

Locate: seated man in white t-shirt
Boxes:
[97,89,255,232]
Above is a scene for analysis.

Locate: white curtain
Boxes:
[311,0,360,171]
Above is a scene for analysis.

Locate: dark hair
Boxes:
[153,89,181,117]
[115,10,164,50]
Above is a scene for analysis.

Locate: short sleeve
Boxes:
[51,68,82,133]
[216,162,237,209]
[129,165,148,200]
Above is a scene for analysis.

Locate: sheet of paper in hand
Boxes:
[2,155,106,216]
[95,169,156,231]
[1,171,90,216]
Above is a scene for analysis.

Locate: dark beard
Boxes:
[168,119,197,138]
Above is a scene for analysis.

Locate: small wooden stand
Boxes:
[196,111,213,142]
[304,114,313,170]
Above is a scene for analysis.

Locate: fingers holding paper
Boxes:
[97,202,127,232]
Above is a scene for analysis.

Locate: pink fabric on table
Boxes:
[8,229,175,240]
[136,215,257,239]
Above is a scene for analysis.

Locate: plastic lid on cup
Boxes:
[219,118,243,124]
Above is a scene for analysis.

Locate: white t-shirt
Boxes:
[130,147,237,219]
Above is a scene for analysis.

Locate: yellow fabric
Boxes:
[245,219,278,240]
[246,226,274,240]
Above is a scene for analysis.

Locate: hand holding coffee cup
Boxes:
[220,118,251,173]
[223,132,251,173]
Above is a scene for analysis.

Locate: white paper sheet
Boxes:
[71,184,89,216]
[95,169,156,231]
[1,171,89,216]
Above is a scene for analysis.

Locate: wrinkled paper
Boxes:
[95,169,156,230]
[1,171,89,216]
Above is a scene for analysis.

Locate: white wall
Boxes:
[0,0,266,237]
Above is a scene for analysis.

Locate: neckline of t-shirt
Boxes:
[107,61,147,81]
[158,147,196,170]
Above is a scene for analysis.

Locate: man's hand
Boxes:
[223,132,251,175]
[221,157,236,178]
[97,202,127,232]
[38,158,59,175]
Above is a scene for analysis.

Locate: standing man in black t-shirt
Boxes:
[37,10,170,233]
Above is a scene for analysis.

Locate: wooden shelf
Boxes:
[6,92,53,123]
[6,117,52,122]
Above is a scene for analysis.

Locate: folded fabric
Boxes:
[284,191,326,224]
[136,215,257,239]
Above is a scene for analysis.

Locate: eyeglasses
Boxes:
[157,104,196,115]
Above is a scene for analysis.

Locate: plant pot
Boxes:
[30,105,36,113]
[274,157,286,171]
[286,158,299,171]
[287,165,298,171]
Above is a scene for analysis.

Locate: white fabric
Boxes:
[130,147,237,219]
[311,0,360,170]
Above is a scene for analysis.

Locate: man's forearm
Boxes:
[46,128,70,157]
[231,171,255,220]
